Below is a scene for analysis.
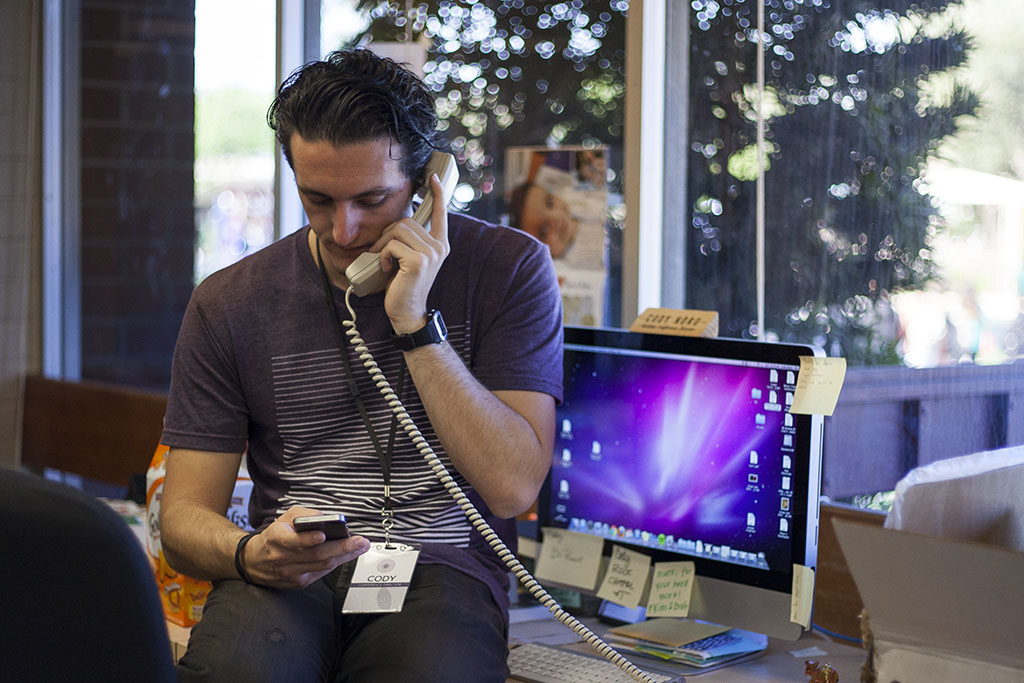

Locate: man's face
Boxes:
[291,134,416,286]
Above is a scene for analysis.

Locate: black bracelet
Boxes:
[234,532,258,584]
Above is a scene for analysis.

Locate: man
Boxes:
[160,49,563,682]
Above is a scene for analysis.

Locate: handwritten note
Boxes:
[596,545,651,609]
[789,356,847,416]
[629,308,719,338]
[535,527,605,591]
[645,561,695,618]
[790,564,815,629]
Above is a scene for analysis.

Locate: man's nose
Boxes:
[331,204,360,246]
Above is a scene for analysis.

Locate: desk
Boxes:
[507,613,865,682]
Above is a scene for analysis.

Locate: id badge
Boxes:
[341,542,420,614]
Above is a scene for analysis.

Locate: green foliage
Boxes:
[685,0,977,363]
[936,0,1024,177]
[195,89,276,158]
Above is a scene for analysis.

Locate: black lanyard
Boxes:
[315,240,406,527]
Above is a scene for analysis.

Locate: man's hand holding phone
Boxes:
[377,171,452,333]
[237,507,369,590]
[344,152,458,334]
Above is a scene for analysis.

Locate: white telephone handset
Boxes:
[344,152,460,297]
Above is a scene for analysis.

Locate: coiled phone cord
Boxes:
[342,289,656,683]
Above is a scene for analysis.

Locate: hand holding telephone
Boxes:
[293,513,351,540]
[345,152,459,297]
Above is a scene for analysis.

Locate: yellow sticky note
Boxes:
[596,545,651,609]
[790,564,815,629]
[629,308,719,338]
[535,527,605,591]
[645,561,695,618]
[789,356,846,416]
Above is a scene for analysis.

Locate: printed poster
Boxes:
[505,146,609,326]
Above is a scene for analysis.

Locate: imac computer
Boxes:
[538,327,825,640]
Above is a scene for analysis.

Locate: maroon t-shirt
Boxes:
[162,214,563,610]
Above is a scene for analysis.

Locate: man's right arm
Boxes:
[160,448,370,589]
[160,448,250,580]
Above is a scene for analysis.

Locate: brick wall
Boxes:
[79,0,195,388]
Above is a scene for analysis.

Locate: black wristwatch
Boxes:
[392,309,448,351]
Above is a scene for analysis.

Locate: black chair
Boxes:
[0,467,176,682]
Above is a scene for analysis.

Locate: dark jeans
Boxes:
[176,563,509,683]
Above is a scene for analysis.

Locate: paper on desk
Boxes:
[645,561,695,618]
[790,356,846,416]
[790,564,815,629]
[609,618,729,648]
[596,544,650,609]
[535,527,605,591]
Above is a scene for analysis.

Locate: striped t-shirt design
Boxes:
[270,323,473,547]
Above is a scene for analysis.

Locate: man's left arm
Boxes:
[402,341,554,519]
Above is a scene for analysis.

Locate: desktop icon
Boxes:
[783,434,793,447]
[749,450,759,466]
[783,455,792,470]
[755,413,766,426]
[785,413,794,427]
[560,419,573,439]
[748,473,759,484]
[751,388,762,400]
[769,390,778,405]
[558,479,570,498]
[590,441,602,459]
[561,448,572,465]
[780,518,789,533]
[787,371,796,385]
[782,475,791,490]
[747,512,756,528]
[781,497,790,511]
[785,391,794,405]
[770,370,779,383]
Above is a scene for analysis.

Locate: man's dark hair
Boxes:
[267,49,445,181]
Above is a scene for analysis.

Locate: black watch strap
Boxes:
[392,309,448,351]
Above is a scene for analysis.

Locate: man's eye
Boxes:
[359,196,388,208]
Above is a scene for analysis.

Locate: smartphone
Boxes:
[345,152,459,297]
[293,513,351,540]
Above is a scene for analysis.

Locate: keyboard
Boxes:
[507,642,681,683]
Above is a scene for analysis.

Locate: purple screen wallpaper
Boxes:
[549,348,801,571]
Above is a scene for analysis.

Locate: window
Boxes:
[194,0,277,284]
[678,0,1024,501]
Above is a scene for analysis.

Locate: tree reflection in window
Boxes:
[687,0,976,364]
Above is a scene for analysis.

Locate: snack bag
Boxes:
[146,444,253,626]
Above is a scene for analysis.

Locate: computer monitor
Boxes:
[538,326,824,640]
